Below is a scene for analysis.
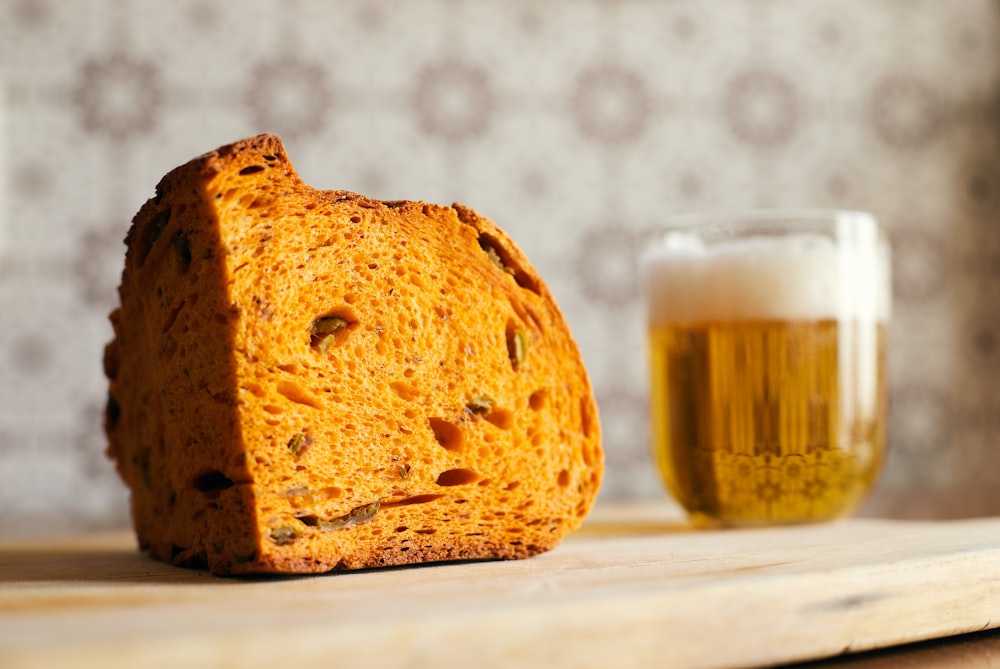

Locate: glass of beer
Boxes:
[641,210,890,526]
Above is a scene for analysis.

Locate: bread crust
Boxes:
[105,134,602,575]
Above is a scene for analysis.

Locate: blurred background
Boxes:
[0,0,998,537]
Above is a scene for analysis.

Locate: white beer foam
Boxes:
[643,230,891,326]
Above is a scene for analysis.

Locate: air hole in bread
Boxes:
[239,165,265,175]
[557,469,571,487]
[192,469,235,498]
[528,389,547,411]
[484,407,514,430]
[162,300,186,334]
[436,468,479,486]
[276,381,322,409]
[309,309,359,352]
[477,232,541,295]
[504,481,520,491]
[244,383,265,397]
[408,272,426,289]
[581,442,596,467]
[390,381,421,402]
[381,493,445,508]
[428,417,464,451]
[171,232,192,271]
[580,398,596,439]
[316,486,344,500]
[105,394,121,429]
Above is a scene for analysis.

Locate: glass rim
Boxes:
[639,208,883,245]
[649,207,877,227]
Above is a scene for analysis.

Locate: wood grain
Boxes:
[3,505,1000,669]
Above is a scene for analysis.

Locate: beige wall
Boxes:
[1,0,998,536]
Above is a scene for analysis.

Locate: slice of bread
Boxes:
[104,134,603,575]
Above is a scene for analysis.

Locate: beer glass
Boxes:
[640,211,890,526]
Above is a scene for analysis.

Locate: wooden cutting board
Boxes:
[3,504,1000,669]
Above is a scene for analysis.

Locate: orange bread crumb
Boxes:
[104,134,602,575]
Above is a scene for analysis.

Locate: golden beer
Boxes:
[642,210,890,525]
[648,319,886,525]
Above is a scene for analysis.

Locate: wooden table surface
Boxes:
[3,503,1000,669]
[808,628,1000,668]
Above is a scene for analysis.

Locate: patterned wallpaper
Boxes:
[1,0,998,537]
